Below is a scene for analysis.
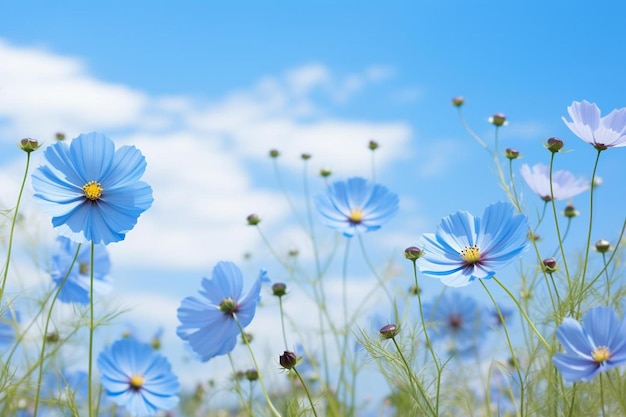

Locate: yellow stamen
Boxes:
[460,245,481,264]
[83,181,103,200]
[79,263,89,275]
[591,346,611,363]
[129,374,145,390]
[348,209,363,224]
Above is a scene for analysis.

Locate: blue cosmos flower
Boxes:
[423,292,490,355]
[416,202,529,287]
[562,100,626,150]
[176,261,262,362]
[50,236,111,304]
[0,307,19,349]
[315,177,399,237]
[552,306,626,382]
[31,132,153,244]
[519,163,588,201]
[97,338,180,416]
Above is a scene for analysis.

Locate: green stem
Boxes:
[88,242,95,417]
[33,244,82,417]
[493,277,550,350]
[294,367,319,417]
[234,316,282,417]
[548,153,571,285]
[0,152,31,305]
[391,336,436,416]
[278,296,289,350]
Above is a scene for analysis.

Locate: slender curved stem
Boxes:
[294,367,319,417]
[88,242,95,417]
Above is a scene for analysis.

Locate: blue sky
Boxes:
[1,0,625,401]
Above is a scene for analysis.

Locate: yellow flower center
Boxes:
[591,346,611,363]
[79,262,89,275]
[129,374,145,390]
[83,181,103,200]
[348,209,363,224]
[460,245,481,264]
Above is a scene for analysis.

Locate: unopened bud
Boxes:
[319,168,332,178]
[489,113,507,127]
[301,153,311,160]
[504,148,520,160]
[528,232,541,242]
[563,203,579,218]
[404,246,423,261]
[379,323,399,339]
[272,282,287,297]
[595,239,612,253]
[241,332,254,344]
[245,369,258,381]
[368,140,379,151]
[545,137,564,153]
[246,214,261,226]
[287,249,299,257]
[409,285,420,296]
[18,138,40,153]
[279,350,298,369]
[55,132,66,141]
[452,96,464,107]
[269,149,280,158]
[542,257,558,273]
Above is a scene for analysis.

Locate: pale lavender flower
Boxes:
[562,100,626,150]
[520,163,588,201]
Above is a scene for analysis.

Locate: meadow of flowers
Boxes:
[0,99,625,416]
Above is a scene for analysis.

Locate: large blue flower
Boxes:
[562,100,626,150]
[176,261,262,361]
[315,177,399,237]
[423,292,490,355]
[553,306,626,382]
[32,132,153,244]
[50,236,111,304]
[416,202,529,287]
[97,338,180,416]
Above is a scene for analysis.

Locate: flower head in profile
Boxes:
[32,132,153,244]
[97,338,180,416]
[315,177,399,237]
[520,163,589,201]
[417,202,528,287]
[562,100,626,150]
[553,306,626,382]
[176,261,262,361]
[423,292,489,355]
[0,308,20,349]
[50,236,111,304]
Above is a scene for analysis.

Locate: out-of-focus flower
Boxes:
[31,132,153,244]
[562,100,626,150]
[417,202,528,287]
[423,292,489,355]
[0,308,19,349]
[98,338,179,416]
[176,261,262,361]
[50,236,111,304]
[520,163,589,201]
[553,306,626,382]
[315,177,399,238]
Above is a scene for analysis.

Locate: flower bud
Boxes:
[279,350,298,369]
[18,138,40,153]
[528,232,541,242]
[150,336,161,350]
[319,168,332,178]
[563,203,579,218]
[45,331,59,343]
[368,140,379,151]
[241,332,254,344]
[55,132,66,141]
[245,369,258,381]
[246,214,261,226]
[287,249,299,257]
[592,176,603,188]
[269,149,280,158]
[409,285,420,296]
[272,282,287,297]
[379,323,399,339]
[452,96,464,107]
[595,239,612,253]
[301,153,311,160]
[489,113,507,127]
[545,137,564,153]
[404,246,423,261]
[542,257,558,273]
[504,148,520,160]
